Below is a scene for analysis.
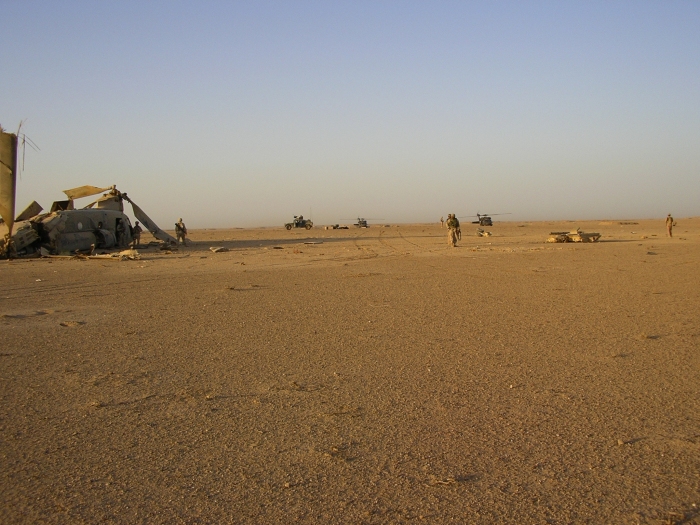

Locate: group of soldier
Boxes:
[130,218,188,248]
[125,214,679,251]
[119,217,187,250]
[130,217,188,248]
[439,213,677,247]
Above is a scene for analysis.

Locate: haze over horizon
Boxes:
[2,1,699,228]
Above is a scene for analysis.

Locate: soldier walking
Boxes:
[666,213,674,237]
[175,218,188,245]
[446,214,459,247]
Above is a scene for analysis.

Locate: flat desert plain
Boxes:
[1,219,699,524]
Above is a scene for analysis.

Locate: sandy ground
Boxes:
[1,219,699,524]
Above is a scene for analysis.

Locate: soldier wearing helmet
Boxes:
[175,218,188,245]
[446,214,459,247]
[665,213,674,237]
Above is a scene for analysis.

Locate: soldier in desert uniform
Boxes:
[175,218,188,245]
[446,214,459,247]
[666,213,674,237]
[440,216,444,228]
[115,218,127,248]
[131,221,143,248]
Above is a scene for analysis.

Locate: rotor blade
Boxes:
[124,195,177,244]
[0,131,18,236]
[63,185,112,200]
[15,200,43,222]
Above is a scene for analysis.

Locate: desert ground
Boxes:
[1,218,699,524]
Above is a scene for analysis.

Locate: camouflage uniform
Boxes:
[446,214,458,247]
[666,214,673,237]
[132,222,143,248]
[176,218,187,245]
[115,219,127,248]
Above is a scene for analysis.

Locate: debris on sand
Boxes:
[547,229,601,243]
[426,475,457,486]
[117,249,140,259]
[210,246,229,253]
[81,249,140,261]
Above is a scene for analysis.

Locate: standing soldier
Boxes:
[175,218,188,245]
[446,214,459,247]
[666,213,674,237]
[440,216,444,228]
[454,214,461,240]
[115,218,127,248]
[131,221,143,248]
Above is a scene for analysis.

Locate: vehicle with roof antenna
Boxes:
[285,215,313,230]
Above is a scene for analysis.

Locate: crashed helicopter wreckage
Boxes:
[0,129,176,258]
[1,184,177,257]
[4,186,178,257]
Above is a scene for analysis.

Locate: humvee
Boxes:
[285,216,313,230]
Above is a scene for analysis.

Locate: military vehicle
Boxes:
[547,229,601,243]
[285,215,313,230]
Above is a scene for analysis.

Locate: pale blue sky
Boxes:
[2,1,699,227]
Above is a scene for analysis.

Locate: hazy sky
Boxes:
[2,1,699,227]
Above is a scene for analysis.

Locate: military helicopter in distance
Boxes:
[341,217,384,228]
[461,212,511,227]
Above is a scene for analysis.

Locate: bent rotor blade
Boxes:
[15,200,43,222]
[63,185,112,200]
[125,196,177,244]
